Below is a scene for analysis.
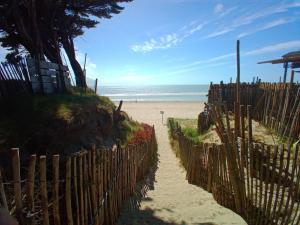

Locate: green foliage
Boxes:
[118,119,141,145]
[182,127,203,144]
[4,91,115,120]
[174,118,198,129]
[168,117,203,145]
[167,118,176,137]
[0,91,116,151]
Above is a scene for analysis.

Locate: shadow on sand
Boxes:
[117,153,217,225]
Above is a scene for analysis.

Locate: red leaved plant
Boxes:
[128,123,153,145]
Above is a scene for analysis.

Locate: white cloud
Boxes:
[218,6,237,17]
[244,40,300,56]
[131,22,206,53]
[167,61,231,76]
[206,1,300,39]
[174,53,235,71]
[164,52,235,76]
[131,34,179,52]
[214,3,224,14]
[238,18,293,38]
[164,40,300,76]
[233,2,300,27]
[213,3,237,17]
[204,27,234,39]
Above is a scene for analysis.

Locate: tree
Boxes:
[0,0,132,88]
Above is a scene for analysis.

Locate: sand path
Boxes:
[117,102,246,225]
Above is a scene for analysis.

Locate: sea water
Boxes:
[97,85,209,102]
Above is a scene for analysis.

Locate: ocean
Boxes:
[97,85,209,102]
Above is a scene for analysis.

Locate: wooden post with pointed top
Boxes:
[235,40,241,138]
[40,156,49,225]
[94,78,98,94]
[11,148,24,223]
[0,169,8,211]
[27,155,37,225]
[283,62,288,83]
[66,157,73,225]
[53,155,61,225]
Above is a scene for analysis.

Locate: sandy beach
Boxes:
[117,102,246,225]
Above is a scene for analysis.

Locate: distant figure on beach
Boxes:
[0,209,18,225]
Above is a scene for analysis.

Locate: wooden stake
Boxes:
[94,78,98,94]
[11,148,24,223]
[53,155,61,225]
[27,155,36,225]
[65,157,73,225]
[236,40,241,137]
[40,156,49,225]
[79,155,84,225]
[73,157,80,225]
[0,169,8,211]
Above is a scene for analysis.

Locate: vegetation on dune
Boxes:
[118,119,141,144]
[0,88,113,122]
[169,115,292,146]
[128,123,154,145]
[0,88,141,156]
[169,118,210,144]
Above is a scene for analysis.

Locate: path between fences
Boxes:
[118,102,246,225]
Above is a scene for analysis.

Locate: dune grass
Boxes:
[0,88,138,152]
[170,118,204,144]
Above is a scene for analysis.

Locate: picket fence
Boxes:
[0,127,157,225]
[169,114,300,225]
[0,60,32,98]
[207,79,300,141]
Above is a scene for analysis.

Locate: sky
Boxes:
[1,0,300,85]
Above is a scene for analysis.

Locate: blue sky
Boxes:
[1,0,300,85]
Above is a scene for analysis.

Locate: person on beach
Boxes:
[0,209,18,225]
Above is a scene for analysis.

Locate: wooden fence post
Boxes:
[27,154,36,225]
[53,155,61,225]
[11,148,24,223]
[91,147,99,225]
[79,155,85,225]
[207,146,213,192]
[94,78,98,94]
[73,156,80,225]
[236,40,241,137]
[0,169,8,211]
[65,157,73,225]
[40,156,49,225]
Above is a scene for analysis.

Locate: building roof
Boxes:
[258,50,300,65]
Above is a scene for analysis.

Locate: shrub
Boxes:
[128,123,153,145]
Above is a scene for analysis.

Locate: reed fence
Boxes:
[0,60,32,98]
[207,79,300,141]
[169,109,300,225]
[0,127,157,225]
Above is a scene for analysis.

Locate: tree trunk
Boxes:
[62,35,86,88]
[43,40,66,92]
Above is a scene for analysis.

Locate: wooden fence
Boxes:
[169,113,300,225]
[0,127,157,225]
[26,58,72,94]
[0,58,73,98]
[207,79,300,141]
[0,60,32,98]
[197,104,213,133]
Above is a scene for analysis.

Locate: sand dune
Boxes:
[117,102,246,225]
